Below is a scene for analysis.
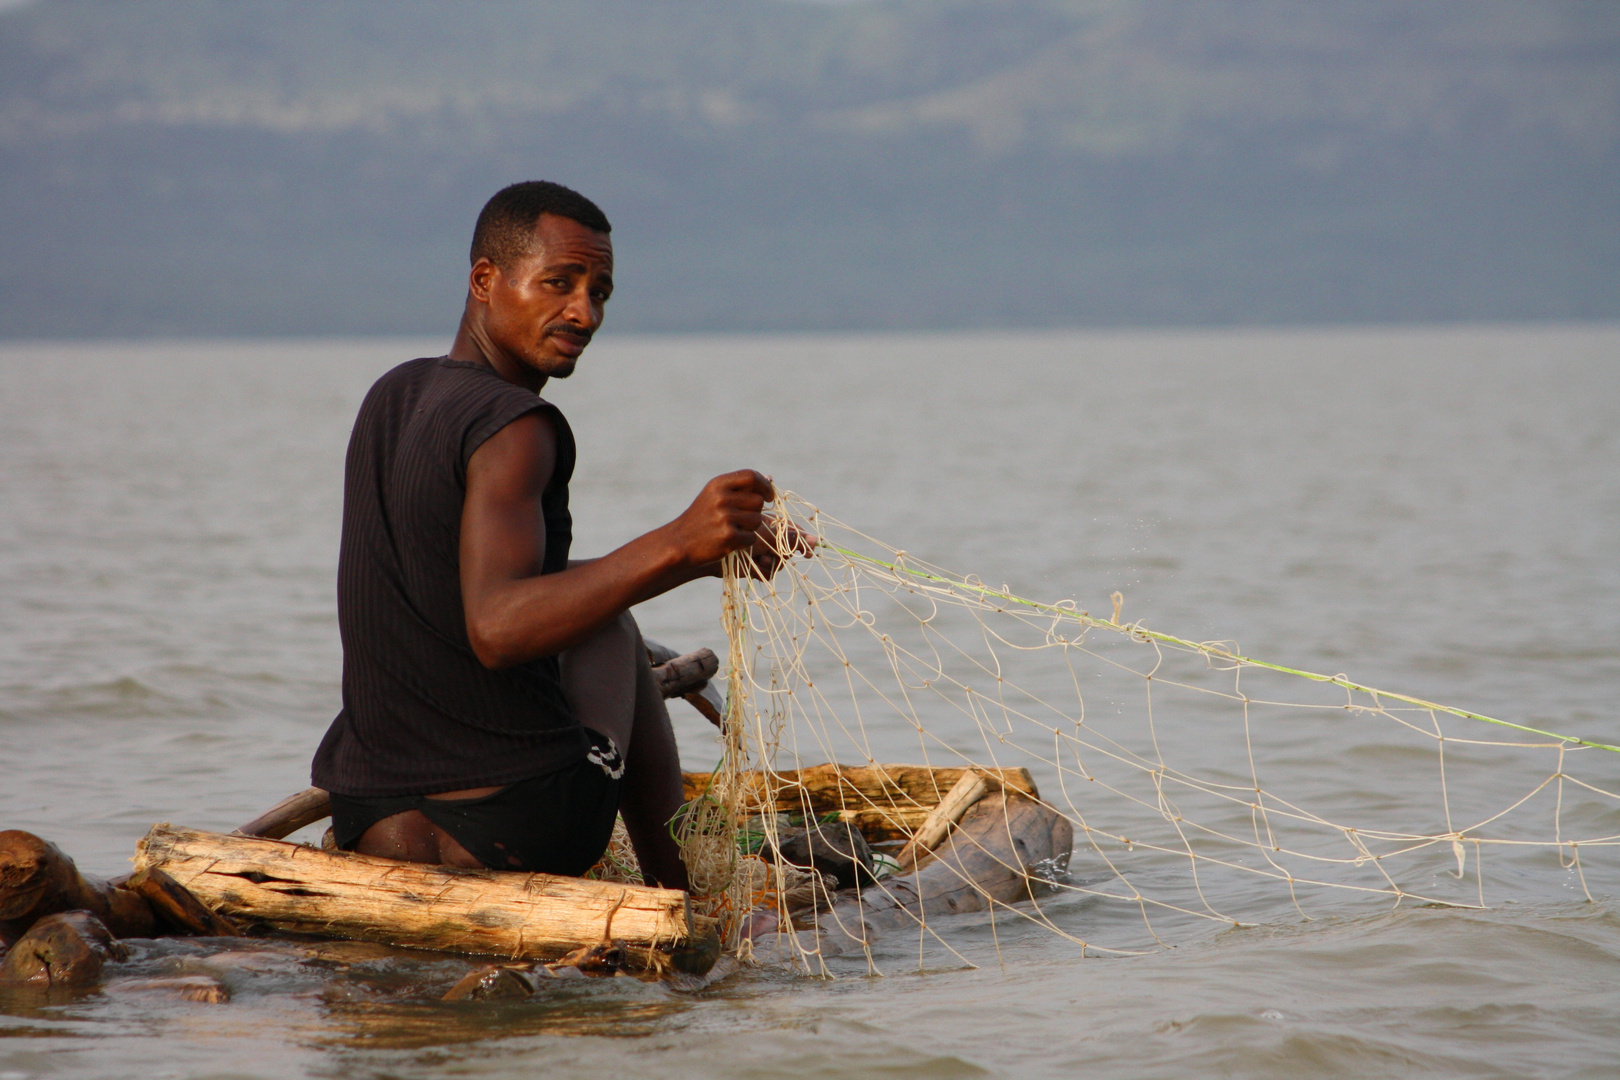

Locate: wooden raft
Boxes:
[682,764,1038,843]
[131,824,715,975]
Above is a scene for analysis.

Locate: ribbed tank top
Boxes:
[311,356,589,796]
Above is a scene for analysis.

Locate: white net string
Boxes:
[678,491,1620,970]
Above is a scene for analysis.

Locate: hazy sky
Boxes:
[1,0,1614,337]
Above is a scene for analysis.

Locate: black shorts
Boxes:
[328,731,624,876]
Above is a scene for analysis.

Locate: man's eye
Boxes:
[545,278,569,289]
[592,290,611,303]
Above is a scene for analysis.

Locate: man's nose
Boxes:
[563,284,600,327]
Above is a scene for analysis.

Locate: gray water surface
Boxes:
[2,326,1618,1078]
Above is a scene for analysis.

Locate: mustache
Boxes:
[543,323,593,345]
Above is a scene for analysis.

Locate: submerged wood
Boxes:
[0,911,128,990]
[132,824,716,975]
[0,830,155,944]
[682,764,1038,843]
[107,974,231,1003]
[127,867,241,937]
[786,791,1073,962]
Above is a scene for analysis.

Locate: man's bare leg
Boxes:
[561,611,690,890]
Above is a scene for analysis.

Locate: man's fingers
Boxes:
[711,468,775,502]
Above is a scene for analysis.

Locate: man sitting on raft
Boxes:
[310,181,798,889]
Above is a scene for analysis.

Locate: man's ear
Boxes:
[468,257,500,304]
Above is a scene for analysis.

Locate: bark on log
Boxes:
[681,764,1038,844]
[782,791,1073,961]
[131,824,717,976]
[126,867,241,937]
[0,831,156,943]
[236,787,332,840]
[0,911,128,991]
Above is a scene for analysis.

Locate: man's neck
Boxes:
[448,318,547,395]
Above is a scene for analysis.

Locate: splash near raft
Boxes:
[667,491,1620,973]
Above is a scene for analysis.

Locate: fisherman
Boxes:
[310,181,795,890]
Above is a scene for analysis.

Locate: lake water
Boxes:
[2,325,1618,1078]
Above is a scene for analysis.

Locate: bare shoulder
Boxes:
[466,408,558,501]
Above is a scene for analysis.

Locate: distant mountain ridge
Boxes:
[1,0,1615,336]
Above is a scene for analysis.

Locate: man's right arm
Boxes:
[458,410,773,669]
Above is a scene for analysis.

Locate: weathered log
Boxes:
[783,791,1073,961]
[126,867,241,937]
[0,911,128,991]
[236,787,332,840]
[0,830,156,943]
[132,824,717,976]
[682,764,1038,844]
[892,769,990,871]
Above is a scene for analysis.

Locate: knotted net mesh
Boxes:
[672,492,1620,972]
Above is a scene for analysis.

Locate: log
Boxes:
[0,911,128,991]
[681,764,1038,844]
[782,791,1073,961]
[0,830,156,943]
[892,770,990,871]
[237,787,332,840]
[126,867,241,937]
[131,824,717,976]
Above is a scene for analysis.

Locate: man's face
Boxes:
[476,213,614,383]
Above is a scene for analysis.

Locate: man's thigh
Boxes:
[559,610,643,752]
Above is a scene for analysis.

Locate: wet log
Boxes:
[126,867,240,937]
[784,791,1073,961]
[0,831,156,943]
[236,787,332,840]
[132,824,717,976]
[681,764,1038,844]
[0,911,128,991]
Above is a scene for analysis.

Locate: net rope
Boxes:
[673,491,1620,973]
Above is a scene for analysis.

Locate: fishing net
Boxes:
[675,491,1620,973]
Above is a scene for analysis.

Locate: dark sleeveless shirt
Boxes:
[311,356,590,797]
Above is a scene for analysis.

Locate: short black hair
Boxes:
[469,181,611,267]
